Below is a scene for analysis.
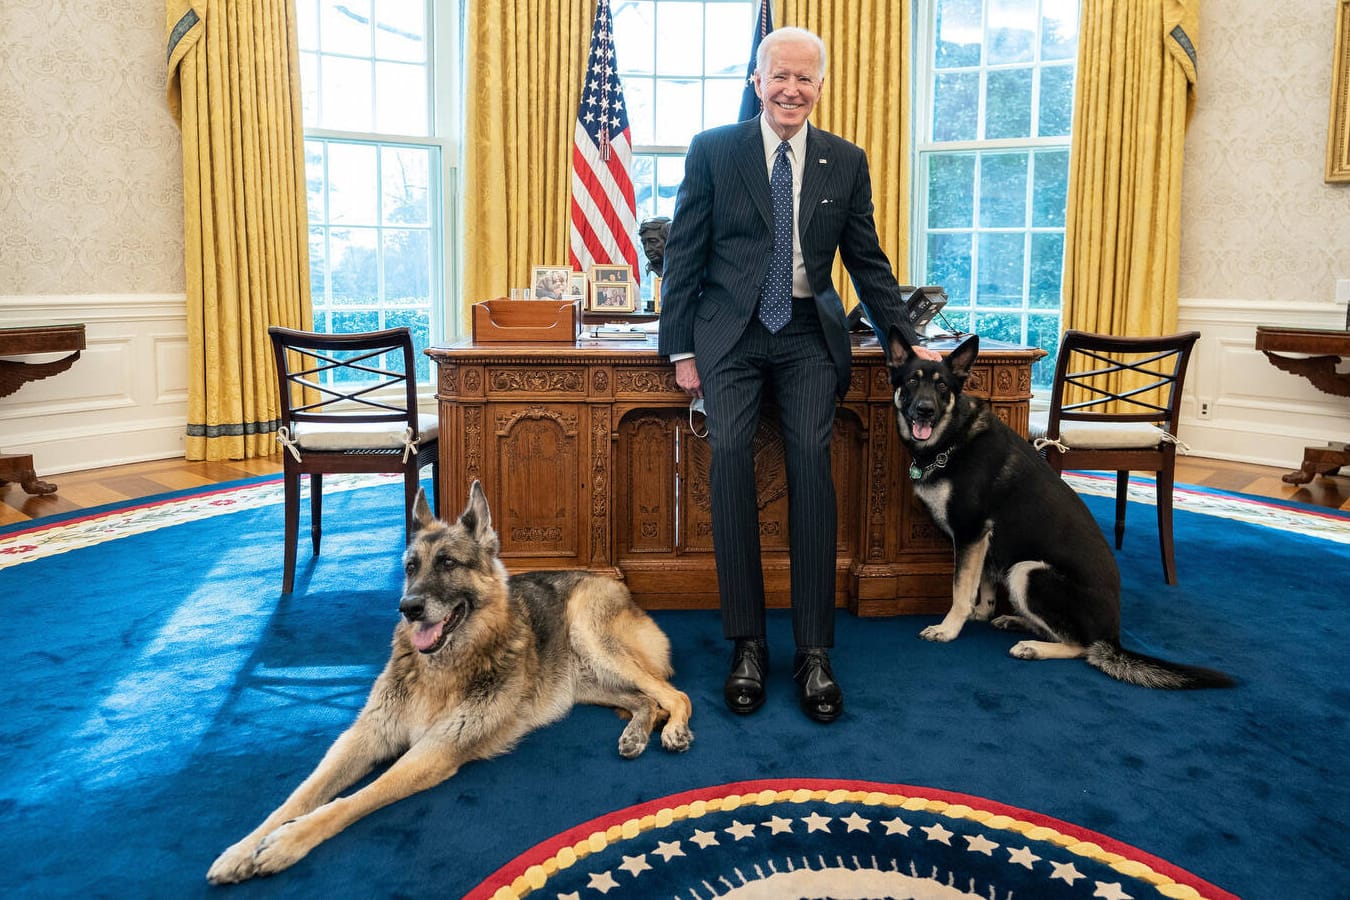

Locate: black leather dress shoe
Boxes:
[723,638,769,715]
[793,648,843,723]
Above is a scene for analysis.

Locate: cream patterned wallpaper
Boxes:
[0,0,184,295]
[0,2,1344,304]
[1181,0,1350,302]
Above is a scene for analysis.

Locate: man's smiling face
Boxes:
[753,39,824,140]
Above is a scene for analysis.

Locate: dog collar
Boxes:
[909,450,952,481]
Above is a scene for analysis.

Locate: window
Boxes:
[297,0,451,384]
[914,0,1079,389]
[614,0,757,302]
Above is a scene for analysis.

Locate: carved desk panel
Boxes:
[428,336,1043,616]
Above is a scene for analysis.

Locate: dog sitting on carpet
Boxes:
[207,481,693,884]
[884,329,1234,690]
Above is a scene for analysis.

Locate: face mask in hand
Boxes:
[688,397,708,438]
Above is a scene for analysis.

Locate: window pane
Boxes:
[935,0,983,68]
[305,141,326,218]
[329,227,378,304]
[976,232,1025,306]
[328,143,379,225]
[985,66,1032,139]
[654,80,702,145]
[300,52,320,124]
[382,146,429,225]
[375,61,428,135]
[309,227,327,301]
[321,56,374,132]
[320,0,371,57]
[1041,0,1079,61]
[926,232,974,305]
[385,307,433,382]
[1038,64,1074,136]
[632,154,657,220]
[703,78,744,128]
[986,0,1034,65]
[384,229,430,302]
[614,2,655,75]
[978,152,1027,228]
[973,310,1022,344]
[297,0,319,51]
[927,153,975,229]
[1026,314,1061,388]
[655,155,685,217]
[933,71,979,141]
[1029,233,1064,308]
[656,3,704,76]
[625,76,656,146]
[705,3,753,76]
[375,0,426,63]
[1031,149,1068,226]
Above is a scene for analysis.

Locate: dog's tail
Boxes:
[1086,641,1236,689]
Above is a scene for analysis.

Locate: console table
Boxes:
[0,324,87,495]
[427,335,1044,616]
[1255,325,1350,484]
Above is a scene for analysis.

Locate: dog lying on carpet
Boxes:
[207,481,694,884]
[884,329,1234,690]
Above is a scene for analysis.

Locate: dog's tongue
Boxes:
[912,422,934,441]
[411,619,444,652]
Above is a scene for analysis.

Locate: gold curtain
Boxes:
[462,0,592,330]
[166,0,311,460]
[784,0,912,308]
[1061,0,1197,338]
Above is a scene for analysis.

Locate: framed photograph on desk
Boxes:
[591,281,635,312]
[531,265,571,300]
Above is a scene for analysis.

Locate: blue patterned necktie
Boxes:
[759,140,793,333]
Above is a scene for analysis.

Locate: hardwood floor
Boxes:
[3,453,1347,528]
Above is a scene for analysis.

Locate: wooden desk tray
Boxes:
[472,299,581,343]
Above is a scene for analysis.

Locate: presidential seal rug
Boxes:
[466,779,1236,900]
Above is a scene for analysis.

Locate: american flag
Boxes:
[738,0,774,121]
[569,0,639,281]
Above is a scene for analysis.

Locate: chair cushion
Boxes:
[292,413,439,451]
[1028,412,1164,449]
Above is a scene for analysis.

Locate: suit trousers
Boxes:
[701,296,838,649]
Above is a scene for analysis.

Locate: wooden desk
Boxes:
[0,324,86,495]
[1255,325,1350,484]
[428,335,1044,616]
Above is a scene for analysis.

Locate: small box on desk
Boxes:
[472,299,581,343]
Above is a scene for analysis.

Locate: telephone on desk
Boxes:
[846,285,953,340]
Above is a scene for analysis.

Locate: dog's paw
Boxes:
[1009,641,1041,660]
[618,724,650,759]
[660,723,693,753]
[206,839,261,884]
[991,615,1026,632]
[919,624,958,642]
[250,819,316,877]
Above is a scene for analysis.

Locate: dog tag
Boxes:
[908,463,923,480]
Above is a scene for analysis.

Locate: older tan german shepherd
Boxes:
[207,481,693,884]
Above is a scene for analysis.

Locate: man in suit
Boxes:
[658,26,936,723]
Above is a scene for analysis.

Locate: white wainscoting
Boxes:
[3,294,1348,477]
[1178,297,1350,469]
[0,294,190,475]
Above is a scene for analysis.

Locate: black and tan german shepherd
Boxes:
[884,328,1233,690]
[208,482,693,884]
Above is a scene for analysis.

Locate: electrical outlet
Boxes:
[1198,399,1211,419]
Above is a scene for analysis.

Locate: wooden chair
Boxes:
[269,325,440,593]
[1029,330,1201,585]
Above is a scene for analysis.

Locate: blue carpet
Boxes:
[0,478,1346,899]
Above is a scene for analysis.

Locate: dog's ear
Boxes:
[946,334,980,380]
[884,324,915,370]
[411,486,435,532]
[460,480,496,545]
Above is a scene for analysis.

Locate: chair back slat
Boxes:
[1046,330,1200,435]
[269,326,421,428]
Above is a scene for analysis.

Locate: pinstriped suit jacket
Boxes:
[657,118,918,398]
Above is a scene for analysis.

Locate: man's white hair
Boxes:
[756,26,827,80]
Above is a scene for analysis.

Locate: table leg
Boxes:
[1281,442,1350,485]
[0,453,59,495]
